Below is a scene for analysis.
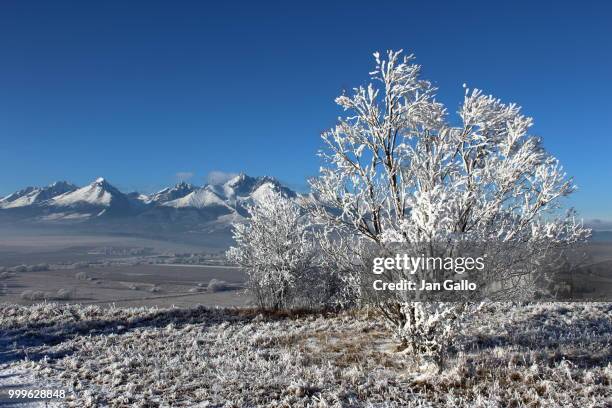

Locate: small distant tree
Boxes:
[227,191,316,310]
[309,50,589,363]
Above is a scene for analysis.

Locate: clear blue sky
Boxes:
[0,1,610,220]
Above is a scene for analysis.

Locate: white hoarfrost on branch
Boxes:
[227,190,318,309]
[308,49,590,363]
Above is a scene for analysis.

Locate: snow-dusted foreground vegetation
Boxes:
[0,302,610,407]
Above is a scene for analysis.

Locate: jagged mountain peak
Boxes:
[0,186,37,204]
[49,180,76,189]
[220,173,288,197]
[52,177,126,208]
[0,181,78,209]
[175,181,194,188]
[148,181,197,204]
[91,177,119,191]
[224,173,251,187]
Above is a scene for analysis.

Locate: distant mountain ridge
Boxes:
[0,181,77,209]
[146,182,196,204]
[0,174,296,226]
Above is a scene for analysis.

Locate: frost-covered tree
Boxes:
[309,50,589,360]
[227,191,316,310]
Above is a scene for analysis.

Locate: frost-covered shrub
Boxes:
[207,278,229,292]
[70,262,90,269]
[228,191,321,310]
[7,264,49,273]
[26,263,50,272]
[20,288,75,301]
[20,290,46,301]
[54,288,75,300]
[75,271,89,280]
[308,50,590,364]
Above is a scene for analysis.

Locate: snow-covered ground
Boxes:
[0,303,610,407]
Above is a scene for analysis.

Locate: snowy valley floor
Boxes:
[0,303,610,407]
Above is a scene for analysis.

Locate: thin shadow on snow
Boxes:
[459,304,612,369]
[0,306,252,365]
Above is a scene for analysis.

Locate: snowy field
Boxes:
[0,228,249,308]
[0,263,248,308]
[0,302,610,407]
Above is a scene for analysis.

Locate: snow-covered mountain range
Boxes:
[0,181,77,209]
[0,174,296,225]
